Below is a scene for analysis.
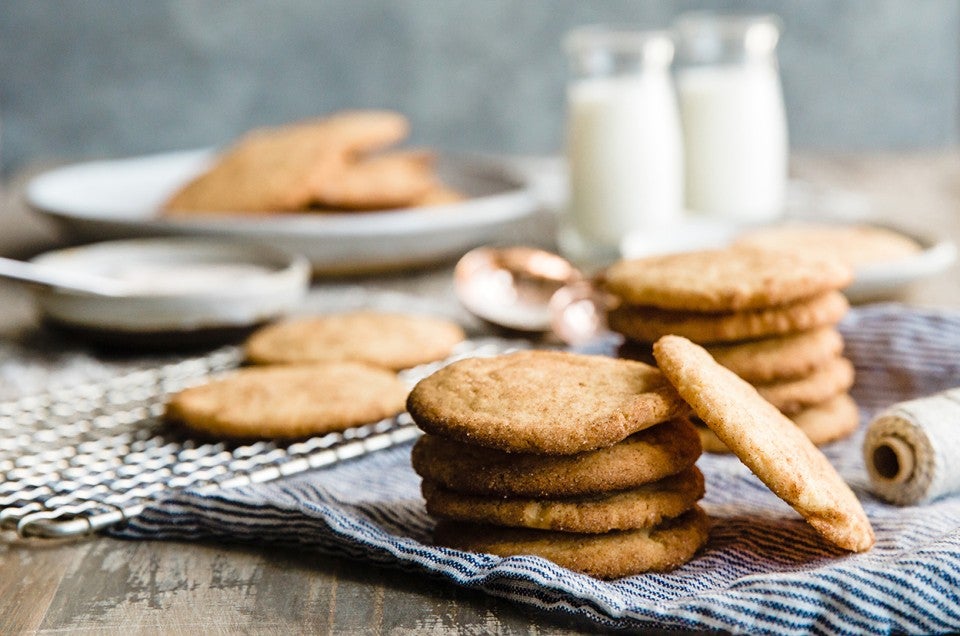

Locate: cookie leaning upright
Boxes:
[653,335,874,553]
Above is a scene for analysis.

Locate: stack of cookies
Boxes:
[603,247,859,453]
[407,350,710,579]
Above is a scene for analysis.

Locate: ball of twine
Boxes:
[864,389,960,505]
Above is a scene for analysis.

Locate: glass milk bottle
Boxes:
[560,27,684,268]
[674,13,788,222]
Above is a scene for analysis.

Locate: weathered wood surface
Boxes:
[2,153,959,634]
[1,536,609,634]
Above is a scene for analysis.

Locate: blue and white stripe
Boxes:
[113,304,960,634]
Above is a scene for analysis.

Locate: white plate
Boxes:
[26,150,539,275]
[621,218,957,302]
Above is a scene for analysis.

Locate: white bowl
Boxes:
[30,238,310,346]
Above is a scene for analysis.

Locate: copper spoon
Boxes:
[453,246,612,345]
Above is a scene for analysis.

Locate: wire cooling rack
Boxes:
[0,339,521,539]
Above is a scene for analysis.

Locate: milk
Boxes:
[563,75,684,263]
[677,64,788,221]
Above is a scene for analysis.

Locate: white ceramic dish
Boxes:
[26,150,539,275]
[30,238,310,343]
[620,218,956,303]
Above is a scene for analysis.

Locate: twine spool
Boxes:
[863,388,960,505]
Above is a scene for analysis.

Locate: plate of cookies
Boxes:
[26,111,539,275]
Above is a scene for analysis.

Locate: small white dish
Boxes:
[29,238,310,346]
[26,149,539,275]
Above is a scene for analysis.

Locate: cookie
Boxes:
[602,248,853,312]
[706,327,845,383]
[245,311,465,370]
[165,111,410,213]
[307,110,411,154]
[422,466,704,533]
[433,506,709,579]
[406,350,690,455]
[412,184,467,207]
[411,418,701,497]
[608,291,849,345]
[734,223,922,269]
[164,362,407,439]
[755,357,855,415]
[618,327,845,383]
[792,393,861,444]
[696,394,861,453]
[653,335,874,552]
[309,150,437,211]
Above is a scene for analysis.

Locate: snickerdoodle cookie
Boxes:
[433,506,710,579]
[421,466,704,533]
[602,247,853,312]
[406,350,689,454]
[653,335,874,552]
[608,291,849,345]
[245,311,465,370]
[165,362,407,439]
[411,418,701,497]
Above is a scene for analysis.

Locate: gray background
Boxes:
[0,0,957,174]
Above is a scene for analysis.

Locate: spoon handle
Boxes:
[0,255,129,296]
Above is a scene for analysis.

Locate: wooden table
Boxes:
[2,153,959,634]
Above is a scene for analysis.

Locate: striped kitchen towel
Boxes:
[113,304,960,635]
